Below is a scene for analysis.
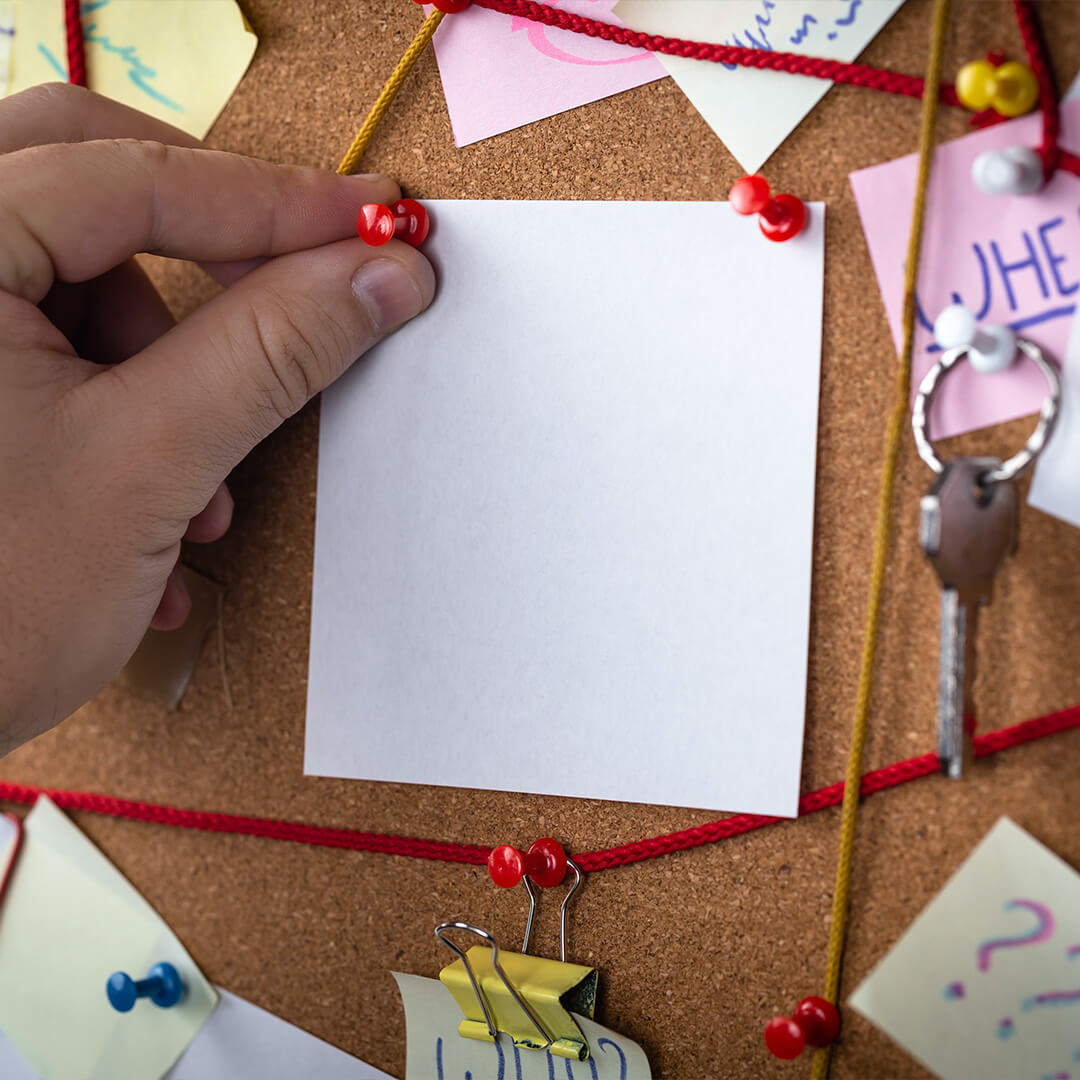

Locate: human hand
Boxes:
[0,84,435,756]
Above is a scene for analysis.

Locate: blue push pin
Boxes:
[106,963,184,1013]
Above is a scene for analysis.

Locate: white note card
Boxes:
[393,972,651,1080]
[0,988,394,1080]
[849,818,1080,1080]
[307,200,824,817]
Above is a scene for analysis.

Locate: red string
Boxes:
[63,0,87,87]
[1012,0,1058,177]
[471,0,961,108]
[0,813,24,911]
[2,702,1077,873]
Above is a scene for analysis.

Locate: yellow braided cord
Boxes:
[809,0,951,1075]
[336,8,446,175]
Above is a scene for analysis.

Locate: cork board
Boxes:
[4,2,1080,1077]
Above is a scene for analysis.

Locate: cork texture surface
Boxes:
[4,1,1080,1076]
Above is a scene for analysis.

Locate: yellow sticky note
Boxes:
[0,796,218,1080]
[0,5,13,95]
[7,0,256,138]
[850,818,1080,1080]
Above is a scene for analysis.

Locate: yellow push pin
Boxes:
[956,59,1039,118]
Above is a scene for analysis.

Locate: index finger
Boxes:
[0,137,399,303]
[0,82,204,153]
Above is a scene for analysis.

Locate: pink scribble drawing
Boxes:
[976,899,1056,971]
[511,0,651,66]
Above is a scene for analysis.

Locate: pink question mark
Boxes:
[944,899,1056,1011]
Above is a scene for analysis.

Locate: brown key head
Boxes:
[919,457,1019,592]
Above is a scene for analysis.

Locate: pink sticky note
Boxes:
[428,0,665,147]
[850,101,1080,438]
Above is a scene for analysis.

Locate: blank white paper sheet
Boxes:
[306,200,825,816]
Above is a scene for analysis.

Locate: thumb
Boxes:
[86,236,434,514]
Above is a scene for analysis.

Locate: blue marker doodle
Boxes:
[828,0,862,39]
[914,214,1080,351]
[719,0,776,70]
[789,14,818,45]
[37,0,181,112]
[436,1034,506,1080]
[598,1039,629,1080]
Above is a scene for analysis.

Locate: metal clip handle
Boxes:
[434,922,555,1050]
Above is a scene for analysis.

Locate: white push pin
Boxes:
[971,146,1044,196]
[933,304,1017,373]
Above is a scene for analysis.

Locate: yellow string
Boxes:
[809,0,950,1076]
[336,8,446,175]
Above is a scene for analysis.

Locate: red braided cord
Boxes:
[471,0,962,108]
[1011,0,1067,179]
[1,703,1077,872]
[63,0,87,87]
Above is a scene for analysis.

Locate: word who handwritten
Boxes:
[434,1035,629,1080]
[915,212,1080,349]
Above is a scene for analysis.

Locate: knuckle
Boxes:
[8,83,90,139]
[242,291,344,424]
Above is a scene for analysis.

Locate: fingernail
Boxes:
[351,258,426,334]
[350,172,388,183]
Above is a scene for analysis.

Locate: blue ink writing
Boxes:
[991,233,1049,311]
[36,0,182,113]
[1038,218,1079,297]
[719,0,776,70]
[789,14,818,45]
[598,1039,629,1080]
[914,210,1080,350]
[437,1034,505,1080]
[828,0,862,39]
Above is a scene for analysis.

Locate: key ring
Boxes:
[912,338,1061,485]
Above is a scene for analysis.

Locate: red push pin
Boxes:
[487,844,525,889]
[764,1016,806,1061]
[357,199,430,248]
[411,0,471,12]
[793,996,841,1048]
[764,996,841,1060]
[729,175,807,243]
[524,837,567,889]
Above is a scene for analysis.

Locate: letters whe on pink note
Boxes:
[850,100,1080,440]
[426,0,665,147]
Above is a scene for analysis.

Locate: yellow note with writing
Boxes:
[6,0,256,138]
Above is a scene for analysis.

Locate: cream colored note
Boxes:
[0,4,13,95]
[393,972,651,1080]
[0,796,218,1080]
[6,0,256,138]
[850,818,1080,1080]
[613,0,904,174]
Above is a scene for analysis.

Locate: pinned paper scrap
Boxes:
[117,565,222,710]
[849,818,1080,1080]
[0,5,13,96]
[307,199,825,818]
[1029,282,1080,527]
[5,0,256,139]
[0,796,218,1080]
[850,99,1080,440]
[613,0,904,174]
[0,988,394,1080]
[394,972,651,1079]
[427,0,664,147]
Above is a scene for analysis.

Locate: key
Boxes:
[919,457,1018,779]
